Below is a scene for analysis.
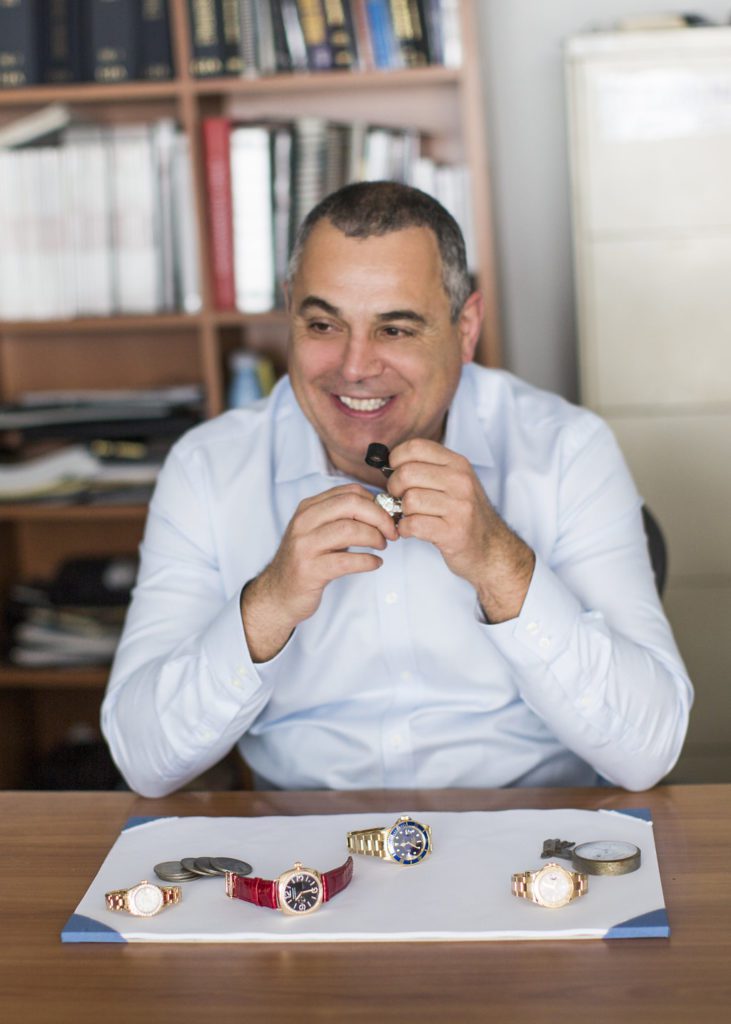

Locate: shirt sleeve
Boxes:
[485,419,693,791]
[100,446,274,798]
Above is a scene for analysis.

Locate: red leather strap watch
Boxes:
[226,856,353,916]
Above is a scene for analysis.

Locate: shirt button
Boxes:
[400,670,412,681]
[526,621,540,634]
[385,592,398,605]
[391,734,403,749]
[539,636,552,650]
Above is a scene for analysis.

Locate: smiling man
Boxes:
[102,182,692,797]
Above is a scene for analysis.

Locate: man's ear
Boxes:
[458,290,484,364]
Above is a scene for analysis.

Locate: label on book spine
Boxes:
[0,0,44,88]
[141,0,174,80]
[88,0,142,83]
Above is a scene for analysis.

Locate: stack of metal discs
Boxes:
[154,857,252,882]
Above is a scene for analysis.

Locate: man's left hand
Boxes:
[387,438,536,623]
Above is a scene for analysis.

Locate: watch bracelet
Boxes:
[346,827,388,859]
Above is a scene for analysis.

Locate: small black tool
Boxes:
[365,442,393,477]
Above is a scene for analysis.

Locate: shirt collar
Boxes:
[275,365,494,484]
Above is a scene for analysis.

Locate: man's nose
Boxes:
[340,332,382,381]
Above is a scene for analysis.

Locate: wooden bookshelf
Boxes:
[0,0,500,788]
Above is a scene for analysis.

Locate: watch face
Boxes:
[533,865,575,908]
[128,882,164,917]
[573,840,639,862]
[279,869,323,915]
[386,818,431,865]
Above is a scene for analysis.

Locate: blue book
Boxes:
[365,0,399,69]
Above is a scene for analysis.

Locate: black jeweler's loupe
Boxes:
[365,442,394,478]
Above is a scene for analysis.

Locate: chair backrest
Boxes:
[641,505,667,597]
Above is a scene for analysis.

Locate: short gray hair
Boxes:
[287,181,472,322]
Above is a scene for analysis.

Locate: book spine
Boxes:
[349,0,374,71]
[237,0,260,77]
[0,0,43,88]
[418,0,442,66]
[275,0,309,72]
[42,0,85,84]
[218,0,244,75]
[268,0,294,73]
[140,0,174,80]
[230,125,275,313]
[295,0,333,71]
[322,0,359,71]
[202,117,236,310]
[388,0,428,67]
[364,0,399,69]
[186,0,226,77]
[87,0,141,83]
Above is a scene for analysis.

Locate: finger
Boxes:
[388,437,452,469]
[319,551,384,581]
[396,513,450,546]
[295,487,398,538]
[388,461,469,500]
[298,482,375,512]
[309,519,391,554]
[399,486,452,519]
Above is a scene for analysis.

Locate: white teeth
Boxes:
[338,395,390,412]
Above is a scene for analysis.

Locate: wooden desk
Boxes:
[1,785,729,1023]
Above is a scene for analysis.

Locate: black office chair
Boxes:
[642,505,667,597]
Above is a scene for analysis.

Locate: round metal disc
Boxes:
[209,857,253,876]
[191,856,222,876]
[180,857,216,877]
[154,861,199,882]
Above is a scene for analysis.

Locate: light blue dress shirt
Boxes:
[102,365,692,796]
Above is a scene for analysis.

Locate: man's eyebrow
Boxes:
[376,309,428,326]
[297,295,340,317]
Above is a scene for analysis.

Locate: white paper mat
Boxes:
[62,808,668,942]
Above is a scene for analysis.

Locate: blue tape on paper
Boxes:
[613,808,652,822]
[606,907,670,939]
[61,913,126,943]
[121,816,165,831]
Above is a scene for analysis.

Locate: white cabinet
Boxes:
[566,28,731,782]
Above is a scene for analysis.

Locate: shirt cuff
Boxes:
[198,591,272,715]
[484,554,584,668]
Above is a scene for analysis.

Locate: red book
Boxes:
[202,116,236,310]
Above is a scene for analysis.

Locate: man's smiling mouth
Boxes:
[337,395,392,412]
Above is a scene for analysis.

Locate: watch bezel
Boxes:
[127,880,165,917]
[571,840,641,876]
[276,864,324,916]
[386,817,431,865]
[531,863,578,909]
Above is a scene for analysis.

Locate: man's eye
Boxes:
[308,320,334,333]
[382,326,412,338]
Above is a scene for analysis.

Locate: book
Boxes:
[171,133,203,313]
[87,0,142,83]
[275,0,309,72]
[42,0,85,83]
[365,0,401,69]
[388,0,429,67]
[254,0,278,76]
[202,116,236,310]
[140,0,174,79]
[152,118,178,312]
[237,0,259,77]
[108,123,161,313]
[229,125,275,313]
[349,0,375,70]
[268,0,295,73]
[64,125,116,317]
[438,0,461,68]
[0,0,43,88]
[323,0,360,70]
[218,0,244,74]
[0,103,73,149]
[187,0,226,76]
[296,0,334,70]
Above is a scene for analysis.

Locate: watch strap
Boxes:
[321,856,353,902]
[226,872,278,909]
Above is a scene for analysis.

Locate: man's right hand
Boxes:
[241,483,398,663]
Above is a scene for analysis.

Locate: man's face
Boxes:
[287,221,482,482]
